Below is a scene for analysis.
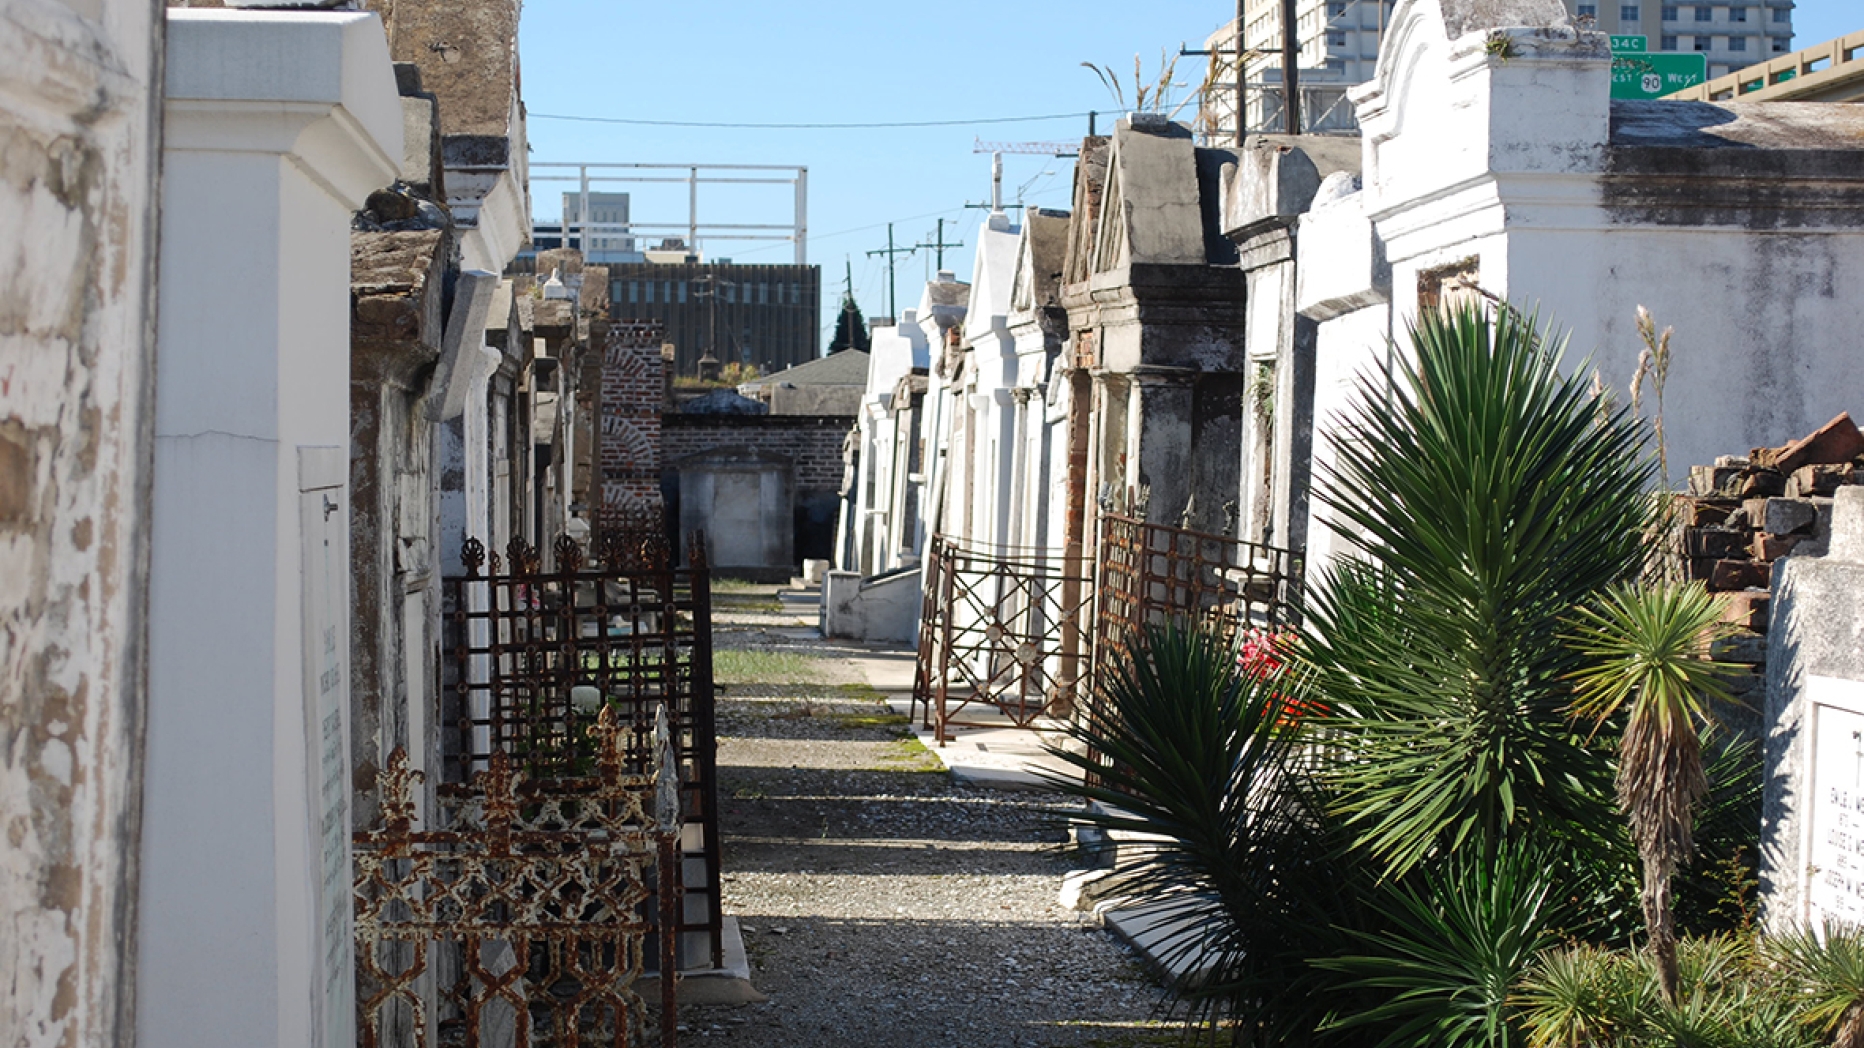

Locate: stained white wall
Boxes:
[1298,0,1864,580]
[142,11,400,1048]
[0,1,163,1046]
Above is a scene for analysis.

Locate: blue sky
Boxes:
[519,0,1859,344]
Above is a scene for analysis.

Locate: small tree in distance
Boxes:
[828,292,870,354]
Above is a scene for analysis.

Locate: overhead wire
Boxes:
[530,110,1097,130]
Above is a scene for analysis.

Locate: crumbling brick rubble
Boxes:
[1676,412,1864,717]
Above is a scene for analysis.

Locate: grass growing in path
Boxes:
[713,649,824,685]
[835,709,912,731]
[872,734,941,773]
[712,577,771,594]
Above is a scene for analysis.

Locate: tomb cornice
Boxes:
[165,10,402,208]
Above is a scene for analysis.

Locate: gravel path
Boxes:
[680,591,1170,1046]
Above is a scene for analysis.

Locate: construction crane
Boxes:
[971,138,1079,157]
[967,139,1078,215]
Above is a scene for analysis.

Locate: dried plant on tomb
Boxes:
[1081,50,1195,117]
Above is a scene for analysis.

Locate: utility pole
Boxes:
[865,222,914,320]
[913,218,964,272]
[694,271,735,362]
[1281,0,1303,134]
[1235,0,1248,145]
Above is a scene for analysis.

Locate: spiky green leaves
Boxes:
[1302,304,1654,875]
[1320,843,1568,1048]
[1043,626,1355,1042]
[1567,582,1738,867]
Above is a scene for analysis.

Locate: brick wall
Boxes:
[598,321,666,523]
[661,415,854,496]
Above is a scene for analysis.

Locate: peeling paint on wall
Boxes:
[0,1,162,1046]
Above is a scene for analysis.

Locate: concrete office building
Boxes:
[1197,0,1796,137]
[1560,0,1794,77]
[1200,0,1397,138]
[609,261,822,377]
[561,191,640,262]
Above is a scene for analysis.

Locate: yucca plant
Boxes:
[1044,625,1359,1043]
[1319,842,1568,1048]
[1765,922,1864,1048]
[1520,943,1659,1048]
[1567,581,1739,1003]
[1300,303,1655,876]
[1520,934,1825,1048]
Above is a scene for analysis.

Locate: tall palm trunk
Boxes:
[1840,1002,1864,1048]
[1641,850,1679,1003]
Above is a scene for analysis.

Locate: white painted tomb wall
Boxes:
[1297,0,1864,580]
[141,11,400,1048]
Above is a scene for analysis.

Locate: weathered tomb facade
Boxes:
[1058,116,1247,543]
[1761,486,1864,930]
[0,1,162,1044]
[1004,207,1072,557]
[665,412,849,575]
[1220,135,1360,554]
[837,308,929,577]
[1292,0,1864,577]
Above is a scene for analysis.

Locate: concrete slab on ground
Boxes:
[637,915,766,1006]
[904,711,1084,790]
[1097,897,1222,986]
[845,648,915,694]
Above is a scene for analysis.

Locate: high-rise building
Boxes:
[1197,0,1795,137]
[559,191,638,262]
[1200,0,1396,138]
[1565,0,1794,78]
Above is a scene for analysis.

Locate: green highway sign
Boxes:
[1611,51,1708,99]
[1610,34,1649,53]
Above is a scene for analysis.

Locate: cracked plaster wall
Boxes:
[0,1,163,1047]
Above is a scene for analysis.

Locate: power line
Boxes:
[530,110,1095,130]
[728,206,969,258]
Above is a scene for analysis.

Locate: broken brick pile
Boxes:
[1677,412,1864,711]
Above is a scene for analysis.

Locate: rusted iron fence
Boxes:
[353,707,680,1048]
[913,535,1095,743]
[1091,512,1304,697]
[440,532,722,971]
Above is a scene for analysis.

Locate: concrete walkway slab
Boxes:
[887,700,1085,790]
[1097,897,1223,986]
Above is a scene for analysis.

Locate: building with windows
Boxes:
[1197,0,1795,137]
[1563,0,1794,77]
[609,261,822,376]
[1199,0,1396,138]
[560,191,639,261]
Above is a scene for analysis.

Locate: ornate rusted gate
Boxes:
[353,709,681,1048]
[914,535,1096,743]
[1091,512,1304,695]
[407,530,721,1035]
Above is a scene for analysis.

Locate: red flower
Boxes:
[1236,628,1326,726]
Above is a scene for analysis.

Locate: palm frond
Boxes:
[1043,625,1360,1042]
[1300,303,1653,876]
[1319,842,1568,1048]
